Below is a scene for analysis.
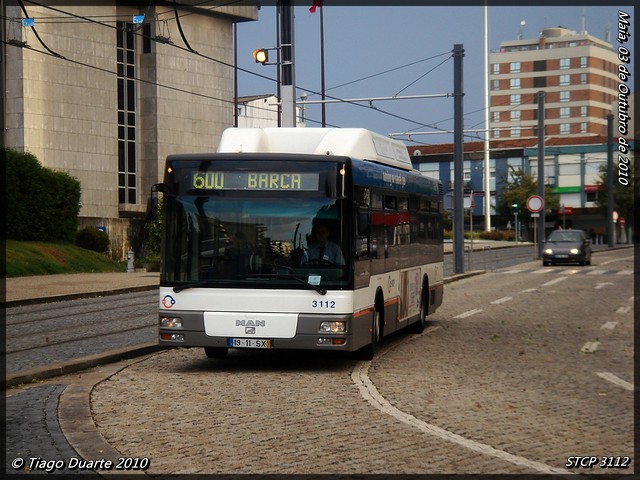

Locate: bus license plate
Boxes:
[228,338,271,349]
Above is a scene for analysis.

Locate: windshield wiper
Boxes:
[172,279,236,293]
[243,272,327,295]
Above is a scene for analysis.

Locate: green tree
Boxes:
[496,167,559,219]
[143,196,163,259]
[594,159,636,225]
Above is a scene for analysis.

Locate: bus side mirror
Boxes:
[146,183,165,222]
[357,205,370,236]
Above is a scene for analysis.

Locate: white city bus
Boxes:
[157,128,443,359]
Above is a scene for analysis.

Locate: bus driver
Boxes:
[302,220,345,266]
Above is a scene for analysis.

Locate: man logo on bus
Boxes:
[162,295,176,309]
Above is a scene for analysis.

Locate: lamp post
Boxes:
[512,201,519,242]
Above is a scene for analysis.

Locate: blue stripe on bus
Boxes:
[350,159,441,196]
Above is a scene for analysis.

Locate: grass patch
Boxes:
[5,240,126,277]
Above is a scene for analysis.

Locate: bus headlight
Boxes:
[319,321,346,333]
[160,316,183,328]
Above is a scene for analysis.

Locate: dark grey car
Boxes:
[542,229,592,266]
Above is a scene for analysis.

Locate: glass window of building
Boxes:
[580,106,588,117]
[559,74,570,86]
[560,58,570,69]
[580,122,587,134]
[510,110,520,121]
[510,78,520,89]
[510,94,521,105]
[560,123,570,135]
[580,56,587,68]
[580,72,587,84]
[560,107,570,118]
[510,62,521,73]
[493,63,500,74]
[510,126,521,137]
[560,91,570,102]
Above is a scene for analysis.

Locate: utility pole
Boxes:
[483,3,491,232]
[536,91,545,258]
[1,0,6,148]
[320,5,326,127]
[453,44,465,274]
[607,113,614,247]
[280,0,296,127]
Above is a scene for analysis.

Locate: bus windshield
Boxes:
[162,194,349,290]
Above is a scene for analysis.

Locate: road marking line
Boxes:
[616,306,631,314]
[600,255,634,265]
[600,321,618,330]
[564,269,580,275]
[351,361,571,474]
[502,269,524,274]
[490,297,512,305]
[580,342,600,353]
[454,309,483,319]
[522,288,538,293]
[532,268,553,274]
[616,270,633,275]
[587,270,606,275]
[594,282,613,290]
[596,372,635,391]
[541,277,567,287]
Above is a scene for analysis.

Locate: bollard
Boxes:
[126,250,135,273]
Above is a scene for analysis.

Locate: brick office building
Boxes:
[489,26,620,140]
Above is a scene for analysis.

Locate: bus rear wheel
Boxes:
[409,289,429,334]
[204,346,228,359]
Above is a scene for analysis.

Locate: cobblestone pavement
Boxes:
[87,250,634,475]
[5,247,634,476]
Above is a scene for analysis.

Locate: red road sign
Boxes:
[526,195,544,213]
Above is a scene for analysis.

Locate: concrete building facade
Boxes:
[411,136,635,241]
[236,94,306,128]
[2,3,257,259]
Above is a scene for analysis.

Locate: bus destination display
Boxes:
[192,171,320,191]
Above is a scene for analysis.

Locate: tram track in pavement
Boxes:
[4,291,159,384]
[5,245,630,388]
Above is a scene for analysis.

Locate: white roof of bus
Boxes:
[217,127,414,171]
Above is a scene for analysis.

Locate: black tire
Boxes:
[355,308,381,361]
[409,290,428,334]
[204,346,228,359]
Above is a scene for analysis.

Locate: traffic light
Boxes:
[512,201,519,210]
[253,48,268,64]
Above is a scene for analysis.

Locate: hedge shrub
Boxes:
[5,148,81,242]
[75,227,110,253]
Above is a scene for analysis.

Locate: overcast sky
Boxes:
[235,3,634,146]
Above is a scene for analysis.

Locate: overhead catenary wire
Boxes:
[17,0,63,58]
[14,1,458,134]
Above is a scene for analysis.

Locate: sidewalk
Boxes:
[3,270,160,307]
[4,240,627,306]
